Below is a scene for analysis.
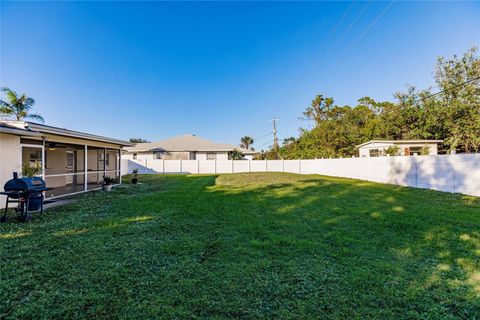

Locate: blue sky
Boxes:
[1,1,479,149]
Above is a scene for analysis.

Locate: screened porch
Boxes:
[21,139,121,199]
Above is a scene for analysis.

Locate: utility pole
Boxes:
[268,116,280,152]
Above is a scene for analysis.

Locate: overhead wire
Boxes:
[273,1,366,116]
[381,76,480,115]
[326,0,396,75]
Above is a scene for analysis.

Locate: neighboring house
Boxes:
[0,120,131,205]
[357,140,443,157]
[123,134,257,161]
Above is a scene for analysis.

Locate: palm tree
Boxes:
[283,136,296,146]
[240,136,254,150]
[0,87,44,123]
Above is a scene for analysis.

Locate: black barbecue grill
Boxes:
[1,173,53,222]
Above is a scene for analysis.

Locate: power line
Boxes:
[253,131,273,142]
[272,1,368,116]
[331,0,357,34]
[273,1,394,120]
[325,0,372,60]
[344,0,395,57]
[329,0,396,70]
[256,140,274,150]
[325,52,376,93]
[383,76,480,114]
[416,76,480,102]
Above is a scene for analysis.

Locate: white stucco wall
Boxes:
[0,133,21,207]
[123,152,152,161]
[195,151,228,161]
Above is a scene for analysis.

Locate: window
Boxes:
[369,149,380,157]
[409,147,422,156]
[154,152,163,159]
[133,153,138,160]
[22,147,42,167]
[106,153,110,166]
[206,152,216,160]
[99,150,105,161]
[29,150,41,163]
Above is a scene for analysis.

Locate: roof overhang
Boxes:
[0,125,42,137]
[26,122,133,146]
[356,140,444,148]
[0,121,132,147]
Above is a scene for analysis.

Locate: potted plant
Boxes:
[131,169,138,184]
[21,161,43,211]
[102,176,115,191]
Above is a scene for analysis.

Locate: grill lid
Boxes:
[4,177,46,192]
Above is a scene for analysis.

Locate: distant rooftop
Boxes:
[125,134,256,154]
[356,140,443,148]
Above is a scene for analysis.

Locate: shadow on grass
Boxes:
[0,173,479,319]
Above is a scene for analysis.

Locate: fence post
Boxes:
[162,159,165,174]
[298,159,301,174]
[231,160,234,173]
[248,159,251,173]
[414,157,418,188]
[265,159,268,172]
[197,159,200,174]
[180,159,182,173]
[215,159,217,174]
[282,159,285,172]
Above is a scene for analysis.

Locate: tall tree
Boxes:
[433,47,480,152]
[240,136,254,149]
[0,87,44,122]
[271,46,480,159]
[303,94,335,125]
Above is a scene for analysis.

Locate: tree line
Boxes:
[260,47,480,160]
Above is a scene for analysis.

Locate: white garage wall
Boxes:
[121,154,480,197]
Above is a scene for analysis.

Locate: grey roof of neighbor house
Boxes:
[356,139,443,148]
[0,120,132,146]
[125,134,257,154]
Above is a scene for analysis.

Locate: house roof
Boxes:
[356,139,443,148]
[0,120,132,146]
[125,134,257,154]
[0,122,42,137]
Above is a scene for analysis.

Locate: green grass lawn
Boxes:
[1,173,479,319]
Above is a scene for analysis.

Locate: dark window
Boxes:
[206,152,216,160]
[133,153,137,160]
[369,149,380,157]
[409,147,422,156]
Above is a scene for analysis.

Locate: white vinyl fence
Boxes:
[121,154,480,197]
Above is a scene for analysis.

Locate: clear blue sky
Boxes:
[1,1,479,149]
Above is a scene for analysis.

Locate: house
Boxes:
[356,140,443,157]
[0,120,132,205]
[123,134,257,161]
